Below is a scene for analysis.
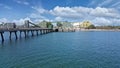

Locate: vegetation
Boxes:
[62,22,73,28]
[96,26,120,29]
[56,21,74,29]
[38,20,53,29]
[86,25,96,29]
[38,20,47,28]
[57,22,63,28]
[46,22,53,29]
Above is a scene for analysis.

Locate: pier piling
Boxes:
[24,31,27,38]
[36,30,38,36]
[9,32,12,40]
[0,32,4,42]
[14,31,18,40]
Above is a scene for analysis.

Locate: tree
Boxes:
[46,22,53,29]
[57,22,63,28]
[87,25,96,29]
[38,20,47,28]
[46,22,51,28]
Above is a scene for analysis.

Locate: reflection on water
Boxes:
[0,32,120,68]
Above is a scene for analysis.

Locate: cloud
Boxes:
[55,17,63,21]
[90,7,120,18]
[111,2,120,7]
[14,0,29,5]
[91,17,111,26]
[88,1,96,6]
[0,18,9,23]
[31,6,48,14]
[0,17,32,25]
[29,6,50,22]
[50,6,89,19]
[33,19,52,23]
[29,13,46,19]
[0,3,12,9]
[50,6,120,18]
[12,17,32,25]
[98,0,113,7]
[91,17,120,26]
[49,6,120,26]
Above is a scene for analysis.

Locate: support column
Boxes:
[42,30,44,34]
[20,31,22,38]
[40,30,42,35]
[47,30,48,33]
[50,30,51,32]
[48,30,49,33]
[27,30,29,37]
[45,30,46,34]
[9,31,12,40]
[45,30,47,34]
[0,32,4,42]
[44,29,47,34]
[24,31,27,38]
[36,30,38,36]
[14,31,18,40]
[31,30,34,36]
[50,29,51,33]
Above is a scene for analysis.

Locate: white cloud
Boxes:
[0,3,12,9]
[98,0,113,7]
[87,0,97,6]
[0,17,50,25]
[29,6,50,22]
[12,17,32,25]
[91,17,111,26]
[50,6,81,19]
[14,0,29,5]
[31,6,47,14]
[29,13,46,19]
[111,2,120,7]
[50,6,120,18]
[55,17,63,21]
[90,7,120,18]
[33,19,52,23]
[0,17,31,25]
[0,18,9,24]
[91,17,120,26]
[49,6,120,26]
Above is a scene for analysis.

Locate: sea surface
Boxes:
[0,31,120,68]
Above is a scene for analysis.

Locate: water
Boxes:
[0,31,120,68]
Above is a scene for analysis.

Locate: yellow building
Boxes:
[80,21,93,28]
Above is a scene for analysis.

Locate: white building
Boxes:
[72,22,81,29]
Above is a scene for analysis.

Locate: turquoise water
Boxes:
[0,31,120,68]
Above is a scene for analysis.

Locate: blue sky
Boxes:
[0,0,120,25]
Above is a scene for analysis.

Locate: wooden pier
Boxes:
[0,28,53,42]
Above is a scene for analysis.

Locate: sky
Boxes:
[0,0,120,26]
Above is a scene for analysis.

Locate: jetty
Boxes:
[0,20,53,42]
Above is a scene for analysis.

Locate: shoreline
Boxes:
[77,29,120,31]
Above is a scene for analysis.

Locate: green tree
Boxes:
[38,20,47,28]
[61,22,73,29]
[46,22,51,28]
[57,22,63,28]
[46,22,53,29]
[87,25,96,29]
